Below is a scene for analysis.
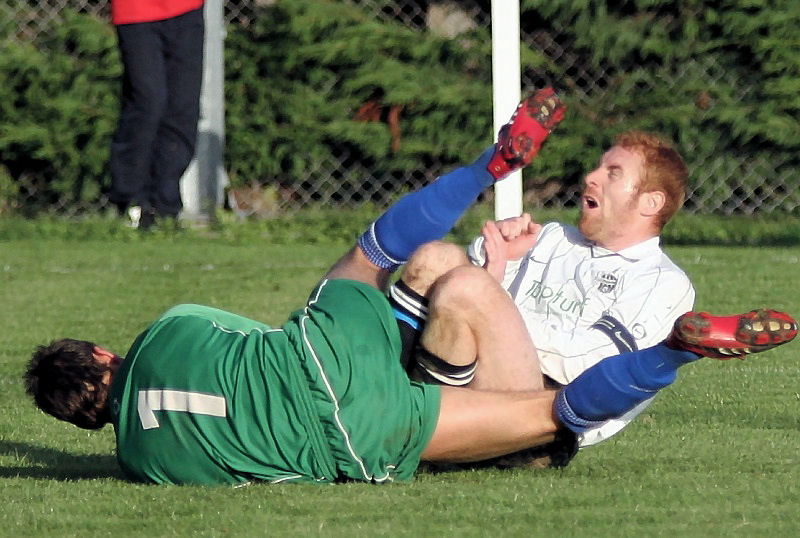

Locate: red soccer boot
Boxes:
[668,309,798,359]
[487,87,566,180]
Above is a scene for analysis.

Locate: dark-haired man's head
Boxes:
[24,339,120,429]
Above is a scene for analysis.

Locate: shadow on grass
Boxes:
[0,440,125,481]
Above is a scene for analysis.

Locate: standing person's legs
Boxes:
[109,21,168,216]
[150,7,205,219]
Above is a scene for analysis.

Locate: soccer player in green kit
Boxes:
[24,90,797,485]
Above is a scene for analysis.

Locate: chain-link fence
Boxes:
[3,0,799,217]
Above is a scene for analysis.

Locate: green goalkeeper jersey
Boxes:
[108,281,440,485]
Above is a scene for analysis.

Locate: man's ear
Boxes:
[92,346,117,365]
[640,190,665,217]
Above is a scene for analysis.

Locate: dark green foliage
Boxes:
[520,0,800,212]
[2,0,799,214]
[223,0,498,195]
[0,10,119,213]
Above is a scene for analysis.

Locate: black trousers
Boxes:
[109,7,204,218]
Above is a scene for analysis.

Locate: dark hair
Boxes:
[24,339,112,430]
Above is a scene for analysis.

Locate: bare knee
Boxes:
[429,264,495,311]
[400,241,468,296]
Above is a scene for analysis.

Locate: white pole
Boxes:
[491,0,522,220]
[180,0,229,224]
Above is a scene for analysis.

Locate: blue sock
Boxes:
[358,147,495,270]
[555,344,700,433]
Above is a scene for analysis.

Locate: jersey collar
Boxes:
[589,235,661,261]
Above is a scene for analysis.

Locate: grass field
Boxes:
[1,215,799,536]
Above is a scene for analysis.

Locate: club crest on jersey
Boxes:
[597,272,618,293]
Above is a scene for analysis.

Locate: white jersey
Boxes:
[468,222,695,446]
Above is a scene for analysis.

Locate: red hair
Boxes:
[614,131,688,229]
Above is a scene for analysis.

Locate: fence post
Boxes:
[180,0,229,224]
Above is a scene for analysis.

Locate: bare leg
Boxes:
[422,386,557,462]
[421,264,545,391]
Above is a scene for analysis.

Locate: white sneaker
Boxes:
[126,206,142,229]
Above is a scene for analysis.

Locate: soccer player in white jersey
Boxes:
[472,131,695,446]
[387,131,698,452]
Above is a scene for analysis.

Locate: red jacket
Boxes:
[112,0,204,25]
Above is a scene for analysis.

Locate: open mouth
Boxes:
[584,195,599,209]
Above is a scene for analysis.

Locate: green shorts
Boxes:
[283,278,441,482]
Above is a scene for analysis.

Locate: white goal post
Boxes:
[491,0,523,220]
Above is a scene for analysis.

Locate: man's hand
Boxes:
[481,213,542,282]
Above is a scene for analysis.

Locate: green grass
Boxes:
[1,213,800,536]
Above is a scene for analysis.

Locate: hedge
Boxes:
[1,0,798,213]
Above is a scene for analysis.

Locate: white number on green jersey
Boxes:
[138,389,227,430]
